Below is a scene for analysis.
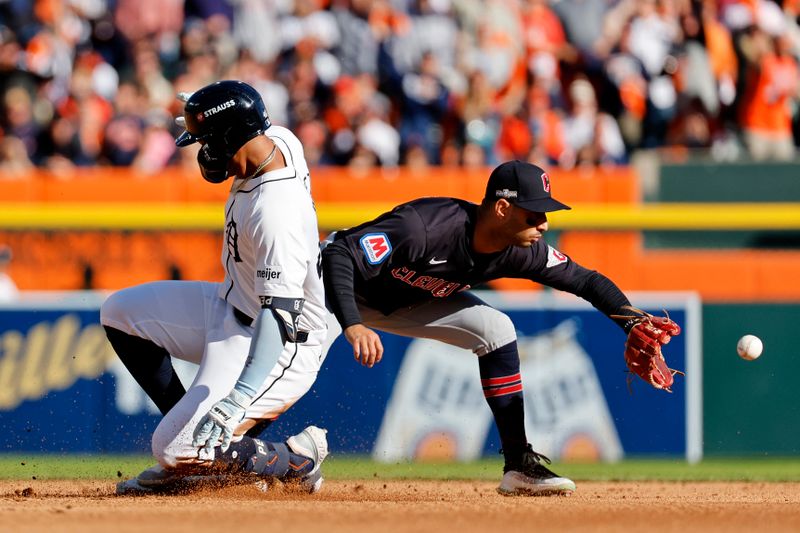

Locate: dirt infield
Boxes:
[2,479,800,533]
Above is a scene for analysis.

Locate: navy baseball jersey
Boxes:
[323,197,629,322]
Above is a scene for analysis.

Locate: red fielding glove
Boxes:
[612,306,683,392]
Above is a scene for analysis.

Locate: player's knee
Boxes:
[476,311,517,356]
[100,287,141,328]
[100,289,132,327]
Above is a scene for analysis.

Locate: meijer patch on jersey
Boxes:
[255,266,285,290]
[360,233,392,265]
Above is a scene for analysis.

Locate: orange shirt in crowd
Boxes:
[537,110,567,163]
[739,53,799,134]
[521,4,568,80]
[528,85,567,163]
[497,114,533,160]
[704,17,738,82]
[522,4,567,54]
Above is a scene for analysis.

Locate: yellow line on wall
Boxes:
[546,203,800,230]
[0,204,225,229]
[319,203,800,231]
[0,203,799,230]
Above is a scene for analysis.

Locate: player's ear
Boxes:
[494,199,513,220]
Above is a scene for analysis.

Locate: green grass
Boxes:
[326,457,800,482]
[2,455,800,482]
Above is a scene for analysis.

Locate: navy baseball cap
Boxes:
[484,160,571,213]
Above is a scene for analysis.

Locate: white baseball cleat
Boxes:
[286,425,329,493]
[497,470,576,496]
[497,446,576,497]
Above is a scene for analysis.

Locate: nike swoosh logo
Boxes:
[428,258,447,265]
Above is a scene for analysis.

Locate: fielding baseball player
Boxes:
[321,160,681,496]
[102,80,331,494]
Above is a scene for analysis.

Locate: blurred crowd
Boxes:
[1,0,800,175]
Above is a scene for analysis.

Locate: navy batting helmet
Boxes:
[175,80,271,183]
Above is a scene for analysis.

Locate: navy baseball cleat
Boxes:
[116,464,266,495]
[497,445,576,496]
[116,465,187,495]
[286,425,329,493]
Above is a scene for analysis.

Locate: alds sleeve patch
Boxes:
[545,245,569,268]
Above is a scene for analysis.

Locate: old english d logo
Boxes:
[360,233,392,265]
[226,220,242,262]
[542,172,551,193]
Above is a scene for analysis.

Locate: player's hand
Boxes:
[192,388,250,456]
[612,306,683,392]
[344,324,384,368]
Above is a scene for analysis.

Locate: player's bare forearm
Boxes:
[344,324,383,368]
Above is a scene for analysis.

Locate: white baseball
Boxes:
[737,335,763,361]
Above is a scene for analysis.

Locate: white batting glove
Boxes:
[192,388,250,456]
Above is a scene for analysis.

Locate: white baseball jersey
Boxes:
[220,125,327,334]
[101,125,336,467]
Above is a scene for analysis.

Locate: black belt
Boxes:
[233,307,254,327]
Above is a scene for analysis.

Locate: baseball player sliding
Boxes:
[321,160,680,496]
[102,80,331,494]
